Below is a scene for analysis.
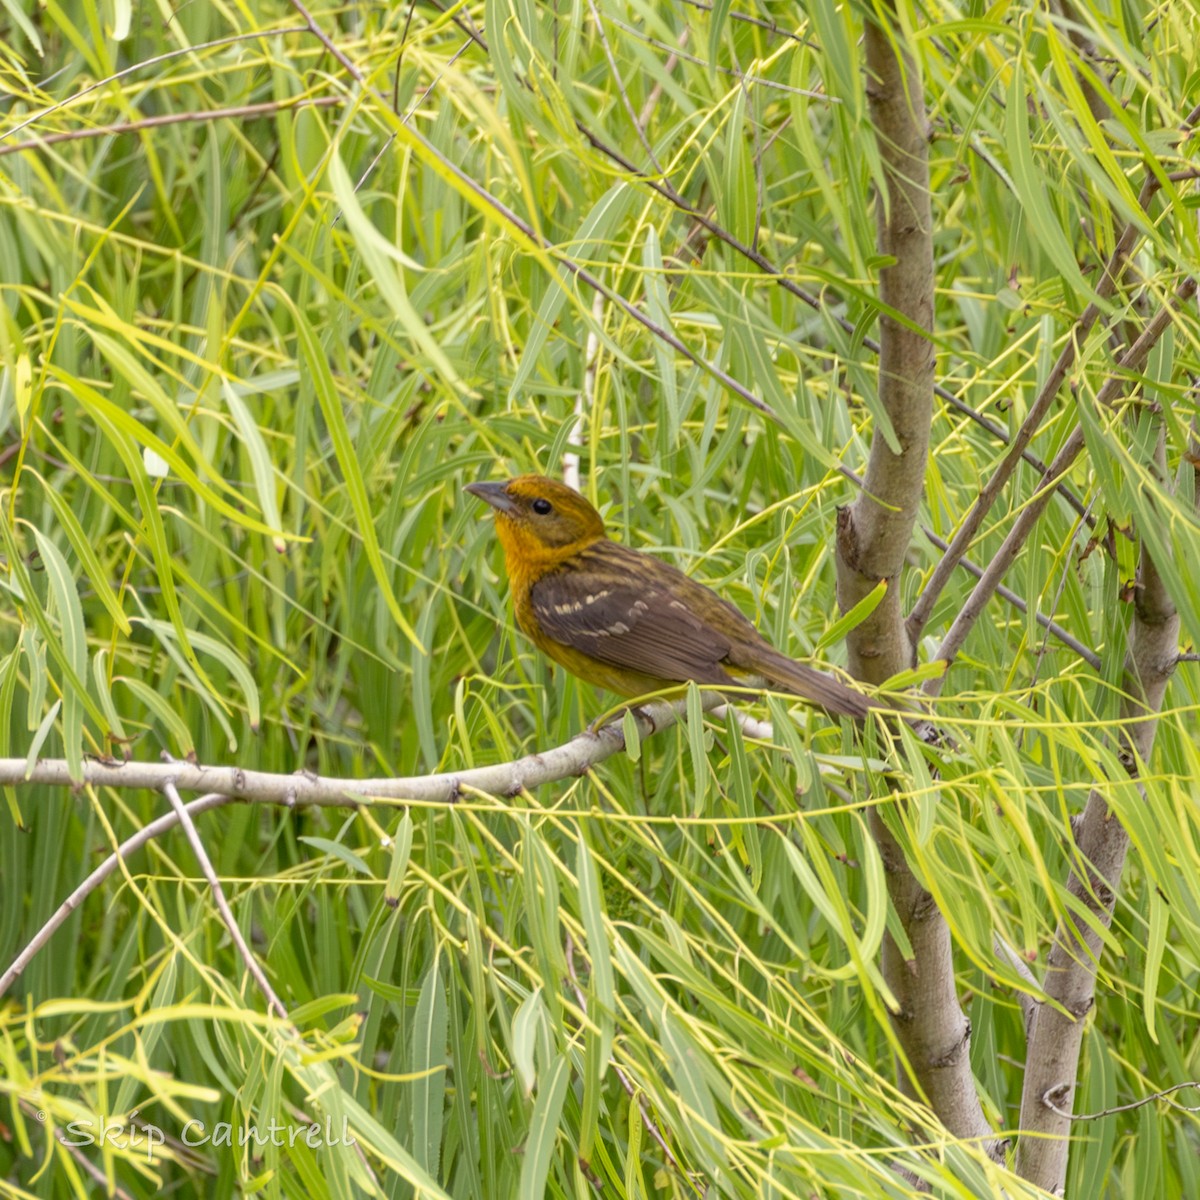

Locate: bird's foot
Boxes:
[588,704,657,737]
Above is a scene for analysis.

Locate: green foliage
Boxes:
[1,0,1198,1197]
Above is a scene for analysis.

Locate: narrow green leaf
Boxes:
[642,227,679,449]
[1005,61,1095,303]
[621,706,641,762]
[815,578,887,650]
[221,379,287,552]
[0,648,24,825]
[0,0,42,53]
[411,957,448,1180]
[508,183,635,401]
[129,606,236,751]
[708,0,733,71]
[0,524,106,734]
[292,304,424,653]
[724,707,761,889]
[766,694,814,793]
[660,1011,727,1174]
[1143,889,1167,1045]
[899,723,938,845]
[31,467,131,635]
[853,813,888,968]
[59,404,225,708]
[624,1083,645,1199]
[335,1092,454,1199]
[25,699,61,779]
[719,87,755,247]
[512,987,546,1096]
[576,829,614,1069]
[576,830,614,1025]
[328,151,468,397]
[298,836,374,877]
[290,994,365,1026]
[53,369,291,541]
[521,828,564,1023]
[385,812,414,908]
[518,1052,569,1200]
[686,681,709,815]
[87,329,227,494]
[114,676,195,758]
[30,530,87,781]
[132,616,261,733]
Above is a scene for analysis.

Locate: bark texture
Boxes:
[1015,423,1183,1194]
[837,16,934,681]
[837,8,997,1156]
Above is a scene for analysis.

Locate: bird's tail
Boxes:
[753,648,945,743]
[751,648,874,720]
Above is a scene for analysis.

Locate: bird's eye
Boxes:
[532,497,553,515]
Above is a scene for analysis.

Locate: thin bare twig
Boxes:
[1042,1081,1200,1121]
[18,1100,138,1200]
[599,12,828,99]
[346,36,474,207]
[0,96,344,158]
[288,0,364,80]
[917,523,1100,668]
[906,174,1166,644]
[675,0,809,46]
[841,456,1095,662]
[0,792,231,997]
[1028,501,1097,689]
[0,27,312,145]
[637,28,689,133]
[927,275,1198,690]
[161,780,288,1020]
[993,934,1039,1032]
[585,0,663,174]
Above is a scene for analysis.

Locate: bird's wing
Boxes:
[528,566,735,687]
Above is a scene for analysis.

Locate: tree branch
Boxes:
[0,697,701,806]
[161,782,288,1019]
[926,275,1197,690]
[1,792,233,997]
[1,697,755,996]
[425,0,1091,519]
[836,4,998,1159]
[0,97,344,158]
[906,176,1161,644]
[1015,410,1185,1193]
[838,20,933,678]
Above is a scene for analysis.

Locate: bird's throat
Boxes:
[495,517,602,586]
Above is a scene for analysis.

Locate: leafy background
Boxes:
[1,0,1198,1197]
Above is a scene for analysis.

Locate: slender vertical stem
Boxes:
[835,2,997,1155]
[1015,418,1183,1192]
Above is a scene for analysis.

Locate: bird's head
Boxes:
[465,474,607,569]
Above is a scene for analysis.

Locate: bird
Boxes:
[465,474,875,721]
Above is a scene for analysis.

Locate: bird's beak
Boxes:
[464,480,518,516]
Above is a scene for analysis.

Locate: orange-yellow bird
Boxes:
[466,474,872,720]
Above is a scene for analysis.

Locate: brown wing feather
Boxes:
[530,541,873,719]
[529,564,735,687]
